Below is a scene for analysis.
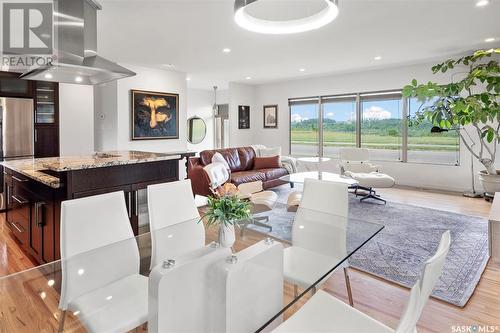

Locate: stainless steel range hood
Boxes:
[20,0,135,85]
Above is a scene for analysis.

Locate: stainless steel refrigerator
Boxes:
[0,97,34,209]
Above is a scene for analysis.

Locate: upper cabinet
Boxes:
[35,81,58,124]
[0,72,32,97]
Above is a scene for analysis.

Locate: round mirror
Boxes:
[187,116,207,144]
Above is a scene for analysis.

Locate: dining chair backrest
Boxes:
[395,230,451,333]
[147,179,205,268]
[293,179,348,258]
[59,191,139,310]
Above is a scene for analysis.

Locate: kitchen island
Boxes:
[1,150,194,264]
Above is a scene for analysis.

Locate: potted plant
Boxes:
[200,183,251,248]
[402,48,500,194]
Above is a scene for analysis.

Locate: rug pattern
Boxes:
[249,185,489,307]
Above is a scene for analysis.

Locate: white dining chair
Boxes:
[273,230,451,333]
[284,178,354,306]
[147,179,205,268]
[58,191,148,333]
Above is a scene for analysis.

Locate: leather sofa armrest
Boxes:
[187,157,212,197]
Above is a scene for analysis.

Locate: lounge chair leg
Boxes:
[58,310,67,333]
[290,182,294,189]
[344,267,354,307]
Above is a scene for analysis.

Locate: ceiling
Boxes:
[97,0,500,89]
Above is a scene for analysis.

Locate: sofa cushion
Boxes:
[200,149,242,171]
[237,146,256,171]
[258,167,288,181]
[231,171,266,186]
[254,156,280,169]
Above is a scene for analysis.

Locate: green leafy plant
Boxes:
[402,48,500,174]
[200,194,251,227]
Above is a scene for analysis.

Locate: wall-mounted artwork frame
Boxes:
[238,105,250,129]
[131,89,179,140]
[263,104,278,128]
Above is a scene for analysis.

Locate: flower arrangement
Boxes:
[201,186,251,228]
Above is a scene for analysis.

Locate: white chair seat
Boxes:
[345,171,395,188]
[284,246,346,289]
[250,190,278,209]
[273,290,394,333]
[69,274,148,333]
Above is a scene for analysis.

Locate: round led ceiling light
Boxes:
[234,0,339,34]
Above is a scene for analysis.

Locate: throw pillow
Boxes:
[259,146,282,164]
[212,152,230,171]
[254,156,280,169]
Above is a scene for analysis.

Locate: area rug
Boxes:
[250,189,489,307]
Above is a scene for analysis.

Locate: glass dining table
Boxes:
[0,207,383,333]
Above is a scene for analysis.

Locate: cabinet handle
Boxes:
[35,129,38,143]
[134,190,139,216]
[12,176,28,182]
[35,202,45,227]
[127,192,132,218]
[12,222,23,233]
[12,195,29,204]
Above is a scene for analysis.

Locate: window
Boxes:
[360,93,402,161]
[289,98,319,156]
[407,98,459,165]
[288,91,460,165]
[322,96,357,157]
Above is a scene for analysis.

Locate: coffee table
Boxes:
[280,171,358,187]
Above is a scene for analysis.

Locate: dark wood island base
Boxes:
[2,151,194,265]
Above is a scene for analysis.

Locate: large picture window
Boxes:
[360,93,402,161]
[322,95,357,157]
[289,90,460,165]
[289,98,319,157]
[407,98,459,165]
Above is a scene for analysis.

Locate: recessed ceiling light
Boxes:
[476,0,489,6]
[374,56,382,60]
[485,37,495,42]
[186,77,191,81]
[245,76,252,80]
[162,63,175,68]
[299,68,306,72]
[44,73,53,79]
[222,48,231,53]
[75,76,83,83]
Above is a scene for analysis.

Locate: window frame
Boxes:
[288,90,461,166]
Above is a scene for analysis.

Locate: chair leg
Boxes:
[358,188,386,204]
[57,310,67,333]
[343,267,354,307]
[290,182,294,189]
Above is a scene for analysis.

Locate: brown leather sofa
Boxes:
[187,146,289,197]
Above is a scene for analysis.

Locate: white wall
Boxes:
[228,82,256,147]
[59,84,94,155]
[187,88,214,152]
[244,62,498,192]
[94,81,117,151]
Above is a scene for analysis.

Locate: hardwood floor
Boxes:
[0,187,499,332]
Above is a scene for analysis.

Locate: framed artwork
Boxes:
[263,105,278,128]
[238,105,250,129]
[131,89,179,140]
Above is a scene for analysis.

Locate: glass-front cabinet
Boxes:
[35,81,57,124]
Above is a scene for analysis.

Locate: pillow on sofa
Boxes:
[260,146,281,158]
[212,152,230,171]
[254,156,280,169]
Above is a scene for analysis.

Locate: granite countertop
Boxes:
[1,151,186,188]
